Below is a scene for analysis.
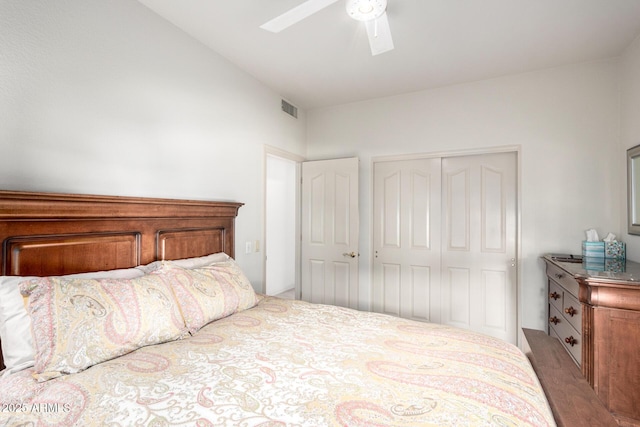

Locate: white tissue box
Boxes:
[582,241,625,259]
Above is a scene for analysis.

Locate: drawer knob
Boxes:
[554,273,565,279]
[549,292,560,301]
[549,316,560,325]
[564,306,577,317]
[565,336,578,347]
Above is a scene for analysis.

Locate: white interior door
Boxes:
[372,158,442,322]
[372,151,517,343]
[441,152,517,343]
[301,157,359,309]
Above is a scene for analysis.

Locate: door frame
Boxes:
[370,145,523,345]
[263,145,305,298]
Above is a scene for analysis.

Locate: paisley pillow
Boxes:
[20,270,187,382]
[0,267,144,377]
[161,260,258,333]
[193,260,257,314]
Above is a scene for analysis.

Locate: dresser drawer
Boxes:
[562,290,581,332]
[548,280,564,312]
[548,301,563,328]
[546,262,579,297]
[549,304,581,365]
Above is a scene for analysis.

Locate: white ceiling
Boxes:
[137,0,640,110]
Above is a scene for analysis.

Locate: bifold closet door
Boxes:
[372,158,442,322]
[372,152,517,344]
[441,152,517,343]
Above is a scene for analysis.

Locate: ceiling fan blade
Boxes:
[364,11,394,56]
[260,0,340,33]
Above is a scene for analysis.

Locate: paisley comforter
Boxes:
[0,297,555,426]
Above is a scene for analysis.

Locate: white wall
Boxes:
[0,0,306,288]
[307,60,622,331]
[621,36,640,259]
[265,155,297,295]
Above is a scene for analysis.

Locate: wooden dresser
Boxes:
[543,255,640,426]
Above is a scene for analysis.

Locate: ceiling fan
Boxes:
[260,0,394,56]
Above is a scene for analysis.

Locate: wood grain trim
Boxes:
[581,303,595,385]
[0,190,242,219]
[5,232,140,276]
[579,279,640,311]
[157,227,227,261]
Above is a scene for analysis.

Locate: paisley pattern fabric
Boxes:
[166,260,258,333]
[0,297,555,426]
[19,271,188,382]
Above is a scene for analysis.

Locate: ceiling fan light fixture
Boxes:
[346,0,387,22]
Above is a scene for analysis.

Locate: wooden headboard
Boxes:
[0,190,243,370]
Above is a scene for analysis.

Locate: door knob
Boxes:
[342,252,357,258]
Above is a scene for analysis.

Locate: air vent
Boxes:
[281,99,298,118]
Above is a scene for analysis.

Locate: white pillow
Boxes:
[135,252,230,274]
[0,267,144,377]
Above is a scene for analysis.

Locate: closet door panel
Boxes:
[441,153,517,343]
[373,158,442,322]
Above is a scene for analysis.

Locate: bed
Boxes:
[0,190,556,426]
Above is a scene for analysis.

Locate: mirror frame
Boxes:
[628,144,640,235]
